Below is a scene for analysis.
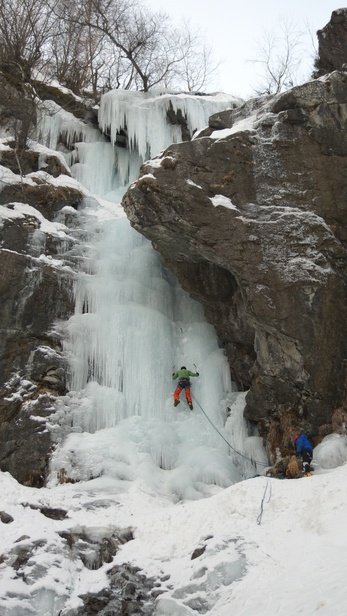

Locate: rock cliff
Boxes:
[123,70,347,458]
[0,63,106,485]
[0,138,84,485]
[314,8,347,76]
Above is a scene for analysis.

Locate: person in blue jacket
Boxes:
[294,433,313,475]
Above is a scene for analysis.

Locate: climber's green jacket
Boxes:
[172,368,199,380]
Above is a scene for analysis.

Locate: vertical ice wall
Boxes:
[98,90,241,185]
[47,90,267,495]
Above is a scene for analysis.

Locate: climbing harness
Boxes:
[256,477,272,526]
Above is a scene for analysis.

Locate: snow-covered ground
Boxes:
[1,433,347,615]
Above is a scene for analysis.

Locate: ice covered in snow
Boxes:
[209,114,258,140]
[0,164,37,189]
[0,202,69,238]
[314,433,347,469]
[0,137,12,152]
[210,194,238,210]
[186,179,202,189]
[26,139,71,174]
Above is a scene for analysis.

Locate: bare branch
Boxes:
[251,19,305,96]
[0,0,220,104]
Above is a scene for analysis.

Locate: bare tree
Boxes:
[0,0,219,98]
[0,75,37,179]
[251,20,304,96]
[55,0,218,94]
[0,0,59,154]
[122,10,186,91]
[49,6,107,100]
[71,0,177,92]
[0,0,55,81]
[170,21,220,92]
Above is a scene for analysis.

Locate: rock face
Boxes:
[314,9,347,76]
[123,71,347,458]
[0,144,84,485]
[68,563,157,616]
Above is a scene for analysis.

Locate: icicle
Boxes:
[36,102,63,150]
[99,90,241,162]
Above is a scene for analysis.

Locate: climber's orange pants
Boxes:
[174,386,192,404]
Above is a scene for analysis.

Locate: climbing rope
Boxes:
[256,477,272,525]
[191,388,272,526]
[191,394,269,469]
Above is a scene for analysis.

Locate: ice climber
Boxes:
[172,366,199,410]
[294,433,313,475]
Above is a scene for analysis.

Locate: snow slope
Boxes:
[1,434,347,615]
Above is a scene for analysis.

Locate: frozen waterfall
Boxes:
[46,90,267,499]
